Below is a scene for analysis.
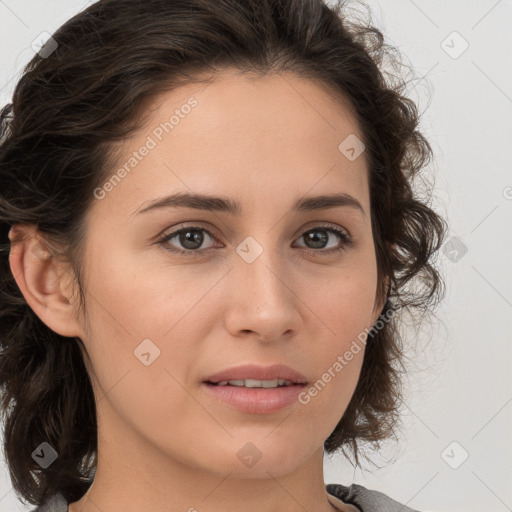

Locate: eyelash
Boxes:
[157,223,353,257]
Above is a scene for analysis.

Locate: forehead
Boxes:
[95,69,369,219]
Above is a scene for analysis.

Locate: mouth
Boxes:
[201,379,308,413]
[203,363,308,387]
[204,378,305,388]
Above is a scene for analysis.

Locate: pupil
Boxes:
[306,230,327,248]
[181,229,203,249]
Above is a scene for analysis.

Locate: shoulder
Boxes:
[29,493,68,512]
[326,482,421,512]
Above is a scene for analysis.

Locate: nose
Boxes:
[223,243,303,343]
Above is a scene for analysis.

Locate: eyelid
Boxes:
[157,222,223,243]
[298,221,352,240]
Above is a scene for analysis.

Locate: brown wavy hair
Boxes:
[0,0,447,507]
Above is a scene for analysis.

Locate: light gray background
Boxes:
[0,1,511,511]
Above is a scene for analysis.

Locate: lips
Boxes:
[204,363,307,385]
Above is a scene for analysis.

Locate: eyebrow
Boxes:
[133,192,366,218]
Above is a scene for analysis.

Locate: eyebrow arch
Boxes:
[133,192,366,218]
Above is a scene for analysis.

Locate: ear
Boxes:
[8,224,85,339]
[369,274,390,328]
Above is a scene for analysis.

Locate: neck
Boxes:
[67,387,348,512]
[68,446,342,512]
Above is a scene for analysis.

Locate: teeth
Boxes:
[215,378,293,387]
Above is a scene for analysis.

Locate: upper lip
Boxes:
[204,364,307,384]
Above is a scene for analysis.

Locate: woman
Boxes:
[0,0,447,511]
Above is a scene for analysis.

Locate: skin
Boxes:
[9,69,387,512]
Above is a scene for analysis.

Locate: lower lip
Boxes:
[202,382,307,413]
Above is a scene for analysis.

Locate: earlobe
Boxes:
[8,224,84,339]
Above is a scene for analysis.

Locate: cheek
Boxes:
[308,261,378,347]
[295,261,376,414]
[78,281,198,443]
[77,250,212,415]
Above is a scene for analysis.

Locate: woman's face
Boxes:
[69,70,385,479]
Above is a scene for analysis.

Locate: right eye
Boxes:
[157,225,222,256]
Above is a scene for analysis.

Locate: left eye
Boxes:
[158,225,352,255]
